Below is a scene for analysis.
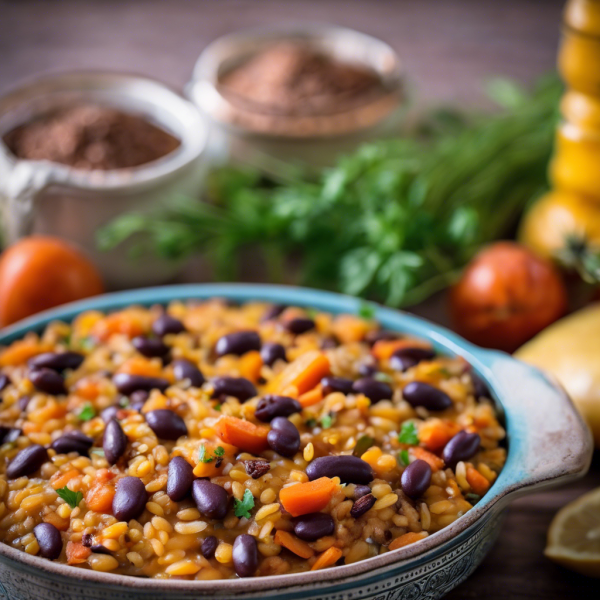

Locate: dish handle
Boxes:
[477,350,593,502]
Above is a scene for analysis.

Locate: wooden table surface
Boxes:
[1,0,599,597]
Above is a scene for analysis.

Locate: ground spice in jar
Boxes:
[3,104,180,170]
[218,43,386,117]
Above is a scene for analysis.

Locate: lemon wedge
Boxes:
[545,487,600,577]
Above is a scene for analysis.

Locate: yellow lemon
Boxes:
[545,487,600,578]
[516,303,600,448]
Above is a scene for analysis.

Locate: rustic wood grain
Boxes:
[1,1,598,598]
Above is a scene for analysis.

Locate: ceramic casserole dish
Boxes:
[0,284,592,600]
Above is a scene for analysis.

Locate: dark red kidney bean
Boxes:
[353,485,372,500]
[132,336,169,358]
[364,330,399,345]
[7,444,48,478]
[285,317,315,334]
[254,395,301,422]
[306,455,374,484]
[90,544,111,555]
[267,417,300,457]
[201,535,218,559]
[321,376,353,396]
[33,523,62,560]
[442,431,481,468]
[29,352,84,372]
[358,363,378,377]
[215,331,261,357]
[145,409,187,441]
[103,419,128,465]
[101,405,120,423]
[152,313,186,337]
[0,374,11,391]
[18,396,31,411]
[293,513,334,541]
[113,373,169,396]
[232,534,258,578]
[130,389,149,404]
[401,459,432,499]
[112,476,148,522]
[260,342,287,367]
[212,377,256,401]
[402,381,452,411]
[0,427,21,444]
[472,373,491,400]
[167,456,195,502]
[350,493,376,518]
[30,368,66,395]
[172,359,205,387]
[352,378,392,403]
[192,479,228,520]
[51,431,94,455]
[261,304,286,322]
[389,354,418,372]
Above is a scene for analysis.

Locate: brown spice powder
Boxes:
[3,104,181,170]
[218,43,386,118]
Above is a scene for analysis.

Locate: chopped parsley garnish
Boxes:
[353,435,375,457]
[373,372,392,383]
[358,301,376,319]
[214,403,222,412]
[234,489,255,518]
[78,404,96,421]
[90,448,105,457]
[199,444,225,463]
[321,414,334,429]
[56,486,83,509]
[305,418,317,428]
[119,397,130,408]
[399,449,410,466]
[466,493,481,504]
[79,336,95,351]
[398,422,419,445]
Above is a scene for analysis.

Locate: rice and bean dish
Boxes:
[0,300,506,579]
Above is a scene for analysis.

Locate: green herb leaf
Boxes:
[399,449,410,466]
[320,414,334,429]
[214,403,222,412]
[234,489,255,518]
[78,404,96,422]
[353,435,375,457]
[305,418,317,428]
[465,493,481,504]
[398,422,419,445]
[358,301,376,320]
[198,444,213,463]
[56,486,83,509]
[373,372,392,383]
[214,446,225,457]
[90,448,105,457]
[79,337,95,351]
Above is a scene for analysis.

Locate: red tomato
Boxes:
[449,242,568,352]
[0,236,104,327]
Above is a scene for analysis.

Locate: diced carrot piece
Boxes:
[266,350,330,396]
[332,315,375,344]
[50,469,81,490]
[311,546,343,571]
[274,530,315,559]
[66,541,92,565]
[91,311,146,341]
[95,469,115,484]
[466,466,491,495]
[74,378,101,401]
[298,385,324,408]
[43,512,70,531]
[86,483,115,513]
[371,339,432,361]
[418,420,460,453]
[214,416,269,454]
[117,357,164,378]
[410,447,444,472]
[388,531,428,551]
[280,477,336,517]
[239,351,263,383]
[193,443,226,478]
[0,340,52,367]
[27,400,68,424]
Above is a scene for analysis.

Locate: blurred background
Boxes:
[0,0,599,597]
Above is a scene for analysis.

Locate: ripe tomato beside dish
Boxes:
[0,236,104,327]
